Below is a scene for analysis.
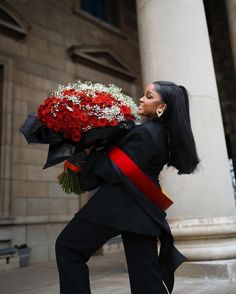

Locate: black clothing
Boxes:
[56,117,187,293]
[55,216,168,294]
[76,117,169,236]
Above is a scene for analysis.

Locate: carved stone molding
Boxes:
[170,216,236,261]
[68,45,136,81]
[0,0,31,39]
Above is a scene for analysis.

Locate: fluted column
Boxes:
[136,0,236,277]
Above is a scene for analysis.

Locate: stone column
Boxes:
[136,0,236,278]
[226,0,236,70]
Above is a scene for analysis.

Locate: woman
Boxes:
[55,80,200,294]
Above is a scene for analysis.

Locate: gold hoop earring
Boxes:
[156,108,164,118]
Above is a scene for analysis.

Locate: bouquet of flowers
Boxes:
[37,80,138,142]
[20,80,140,194]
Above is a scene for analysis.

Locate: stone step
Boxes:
[176,259,236,280]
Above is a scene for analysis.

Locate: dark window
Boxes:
[80,0,120,28]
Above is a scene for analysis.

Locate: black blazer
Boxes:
[76,116,187,294]
[79,116,169,190]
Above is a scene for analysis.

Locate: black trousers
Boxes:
[55,214,168,294]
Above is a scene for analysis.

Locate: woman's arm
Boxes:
[77,123,167,191]
[76,149,104,191]
[120,124,166,170]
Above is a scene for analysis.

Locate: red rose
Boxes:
[120,105,131,115]
[93,96,105,105]
[67,121,79,128]
[63,89,76,96]
[80,113,89,122]
[58,104,65,111]
[71,131,82,142]
[81,96,93,103]
[89,116,97,125]
[63,114,73,127]
[104,99,113,107]
[71,111,89,123]
[41,108,51,116]
[56,111,67,121]
[97,118,108,127]
[82,122,90,130]
[109,119,118,126]
[44,97,52,104]
[46,118,54,129]
[52,122,63,132]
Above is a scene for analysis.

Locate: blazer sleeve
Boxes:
[76,150,104,191]
[76,149,117,191]
[77,123,167,191]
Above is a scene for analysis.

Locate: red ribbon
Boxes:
[108,146,173,211]
[64,160,81,173]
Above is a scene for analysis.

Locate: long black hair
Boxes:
[152,80,200,175]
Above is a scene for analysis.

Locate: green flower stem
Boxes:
[57,168,84,195]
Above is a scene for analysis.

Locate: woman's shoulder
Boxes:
[133,117,168,138]
[116,118,167,150]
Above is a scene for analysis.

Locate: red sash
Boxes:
[108,146,173,211]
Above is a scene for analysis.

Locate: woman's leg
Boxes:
[55,215,122,294]
[121,232,168,294]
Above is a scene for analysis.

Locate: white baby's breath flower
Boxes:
[50,79,141,121]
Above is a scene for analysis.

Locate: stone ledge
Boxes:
[176,259,236,280]
[170,216,236,238]
[170,216,236,261]
[0,215,73,225]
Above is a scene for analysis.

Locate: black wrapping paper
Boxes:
[20,112,136,169]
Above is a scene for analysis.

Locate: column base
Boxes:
[171,216,236,259]
[170,216,236,279]
[176,259,236,279]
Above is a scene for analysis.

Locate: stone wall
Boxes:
[0,0,142,263]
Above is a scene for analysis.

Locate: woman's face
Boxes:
[137,83,167,118]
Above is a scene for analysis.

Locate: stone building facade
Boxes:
[0,0,235,272]
[0,0,142,263]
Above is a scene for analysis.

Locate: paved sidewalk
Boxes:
[0,249,235,294]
